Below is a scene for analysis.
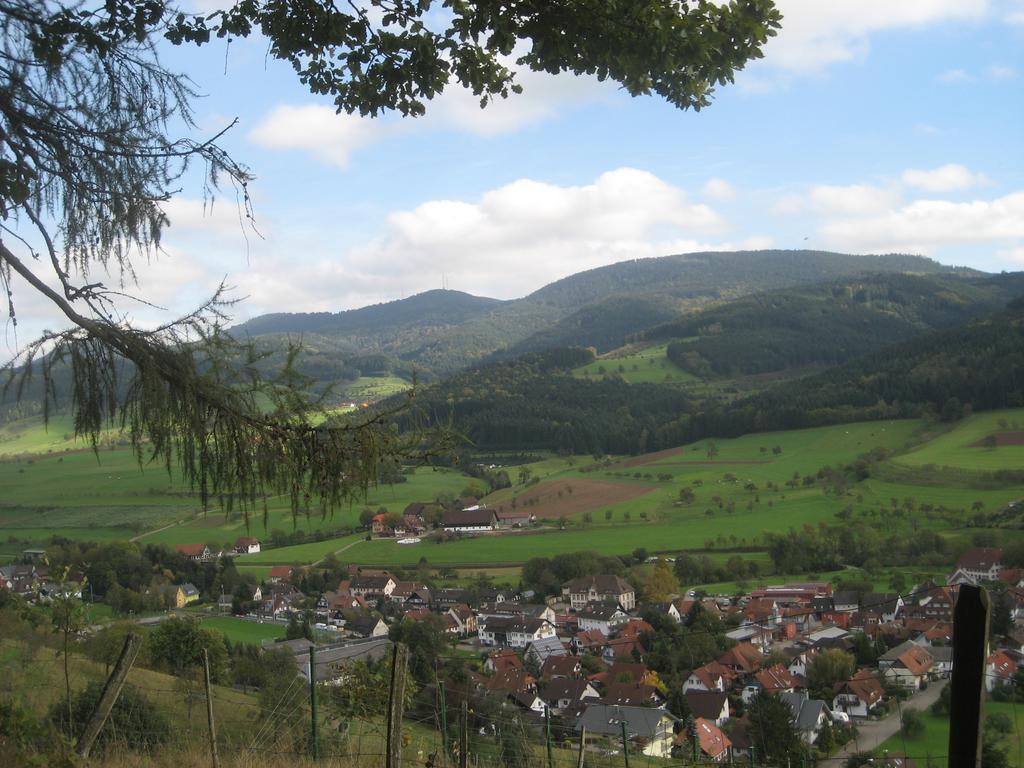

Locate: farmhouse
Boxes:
[175,543,212,562]
[562,574,636,611]
[951,547,1004,583]
[442,508,497,532]
[234,537,261,554]
[495,509,533,527]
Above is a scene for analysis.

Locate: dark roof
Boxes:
[540,679,593,705]
[564,575,634,595]
[957,546,1003,571]
[442,508,496,527]
[576,704,676,739]
[685,691,729,720]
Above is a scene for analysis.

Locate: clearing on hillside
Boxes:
[498,478,657,519]
[970,431,1024,447]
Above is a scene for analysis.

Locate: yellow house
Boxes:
[174,583,201,607]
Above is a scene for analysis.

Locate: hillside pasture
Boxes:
[573,343,698,384]
[895,409,1024,471]
[494,478,659,519]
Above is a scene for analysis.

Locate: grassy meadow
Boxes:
[4,408,1024,574]
[572,343,698,384]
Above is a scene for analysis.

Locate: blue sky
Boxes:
[6,1,1024,346]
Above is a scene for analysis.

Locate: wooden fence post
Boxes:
[577,726,587,768]
[949,584,990,768]
[386,643,409,768]
[76,632,142,758]
[459,700,468,768]
[310,644,320,760]
[203,648,221,768]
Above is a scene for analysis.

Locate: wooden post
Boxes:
[310,645,320,760]
[459,701,468,768]
[438,680,449,761]
[577,726,587,768]
[76,632,142,758]
[386,643,409,768]
[949,584,990,768]
[203,648,221,768]
[546,706,555,768]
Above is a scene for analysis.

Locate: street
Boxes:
[836,681,948,759]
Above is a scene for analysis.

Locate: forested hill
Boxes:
[230,250,966,379]
[232,289,504,336]
[644,272,1024,377]
[396,296,1024,456]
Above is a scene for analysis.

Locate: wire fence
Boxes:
[1,584,1021,767]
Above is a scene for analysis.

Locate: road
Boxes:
[836,680,947,759]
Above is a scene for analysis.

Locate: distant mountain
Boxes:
[235,250,970,379]
[233,289,505,337]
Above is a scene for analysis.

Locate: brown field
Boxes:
[970,431,1024,447]
[613,447,683,468]
[494,478,658,518]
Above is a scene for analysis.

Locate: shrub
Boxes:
[50,681,169,752]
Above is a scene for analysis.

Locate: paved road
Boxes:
[837,681,947,759]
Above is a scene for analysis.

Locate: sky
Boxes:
[5,0,1024,349]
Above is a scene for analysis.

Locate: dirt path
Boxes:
[312,537,364,566]
[836,681,947,759]
[129,520,180,542]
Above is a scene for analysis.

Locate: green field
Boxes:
[876,699,1024,767]
[573,343,698,385]
[343,375,412,402]
[200,615,287,644]
[895,410,1024,472]
[5,410,1024,572]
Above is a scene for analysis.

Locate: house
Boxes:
[389,582,431,606]
[539,678,600,713]
[741,599,781,629]
[576,705,679,758]
[833,670,884,717]
[602,682,662,707]
[987,650,1019,692]
[441,508,497,532]
[751,583,832,604]
[525,636,568,667]
[688,718,732,763]
[879,641,934,689]
[577,603,629,635]
[446,605,477,636]
[571,629,608,654]
[267,565,294,583]
[484,648,524,674]
[478,615,556,648]
[683,662,732,693]
[541,655,583,679]
[685,691,730,727]
[779,692,831,745]
[173,582,200,607]
[562,575,636,611]
[478,601,556,625]
[234,536,261,554]
[348,573,397,601]
[861,593,903,623]
[293,637,392,683]
[175,543,211,562]
[495,509,533,528]
[348,615,389,638]
[718,643,763,676]
[743,664,796,703]
[954,547,1004,583]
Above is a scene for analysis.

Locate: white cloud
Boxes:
[702,178,737,201]
[248,104,385,168]
[987,65,1018,80]
[937,68,973,83]
[901,164,989,192]
[809,184,901,216]
[770,194,805,216]
[228,168,741,309]
[821,191,1024,252]
[761,0,989,74]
